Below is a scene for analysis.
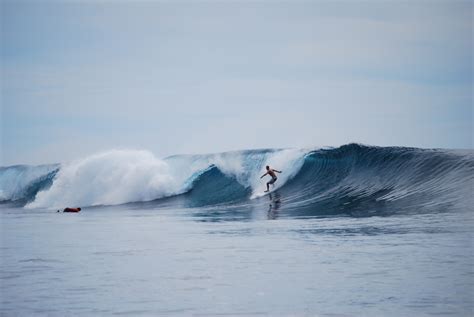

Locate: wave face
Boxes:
[184,166,251,207]
[274,144,474,216]
[1,144,473,217]
[0,164,59,202]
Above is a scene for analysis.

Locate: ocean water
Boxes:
[1,144,473,316]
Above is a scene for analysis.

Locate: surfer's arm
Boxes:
[273,169,282,173]
[260,172,268,178]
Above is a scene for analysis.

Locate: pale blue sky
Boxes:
[1,0,472,165]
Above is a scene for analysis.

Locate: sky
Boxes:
[1,0,472,165]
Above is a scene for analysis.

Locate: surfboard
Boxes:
[251,187,277,199]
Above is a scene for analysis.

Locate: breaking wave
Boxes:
[1,144,473,216]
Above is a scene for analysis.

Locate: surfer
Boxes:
[260,165,282,192]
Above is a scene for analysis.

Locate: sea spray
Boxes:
[26,150,179,208]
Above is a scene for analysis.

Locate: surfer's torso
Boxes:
[268,169,278,179]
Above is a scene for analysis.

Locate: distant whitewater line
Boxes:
[1,144,473,216]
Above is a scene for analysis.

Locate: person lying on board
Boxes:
[57,207,81,213]
[260,165,282,192]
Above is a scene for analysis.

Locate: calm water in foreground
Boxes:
[1,205,473,316]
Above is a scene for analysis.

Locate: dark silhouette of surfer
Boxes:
[260,165,282,192]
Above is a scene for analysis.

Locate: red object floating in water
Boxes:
[63,207,81,213]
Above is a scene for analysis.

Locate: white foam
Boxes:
[26,150,182,209]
